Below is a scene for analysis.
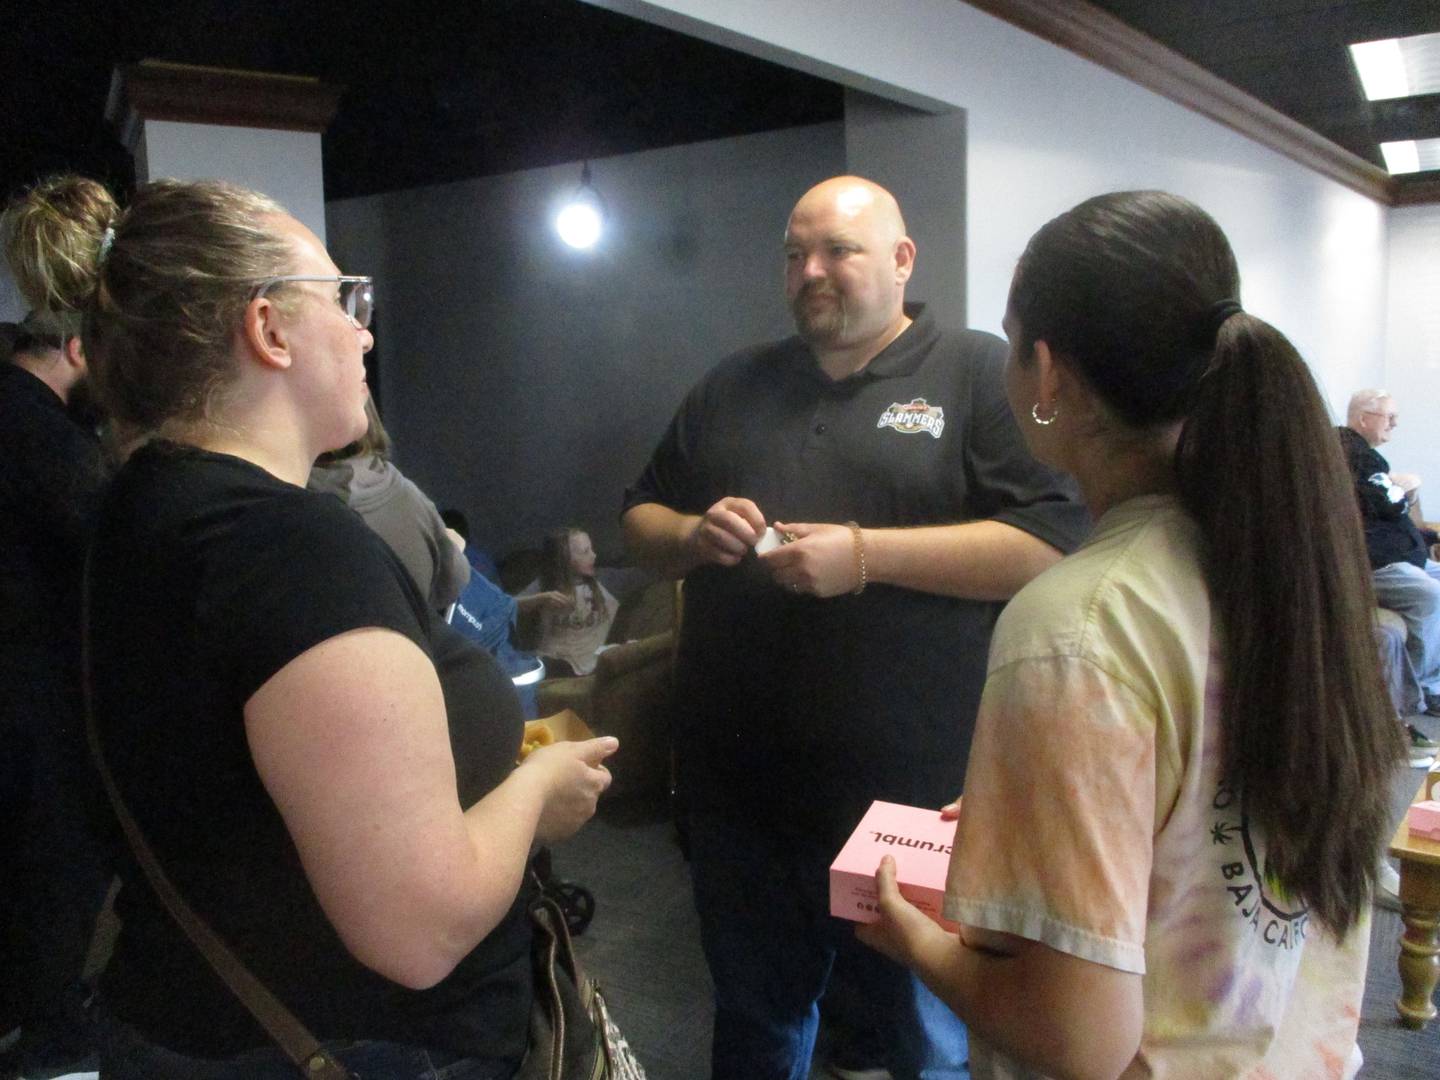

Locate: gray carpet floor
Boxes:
[552,713,1440,1080]
[68,717,1440,1078]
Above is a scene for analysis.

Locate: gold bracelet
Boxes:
[845,521,866,595]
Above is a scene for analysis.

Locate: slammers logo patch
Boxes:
[877,398,945,439]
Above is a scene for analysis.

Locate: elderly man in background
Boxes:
[1340,388,1440,727]
[623,176,1088,1080]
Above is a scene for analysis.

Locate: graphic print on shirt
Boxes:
[1211,780,1309,950]
[549,586,604,631]
[877,398,945,439]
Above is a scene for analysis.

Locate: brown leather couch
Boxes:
[529,576,680,799]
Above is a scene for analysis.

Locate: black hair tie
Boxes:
[1206,298,1243,340]
[1177,298,1244,395]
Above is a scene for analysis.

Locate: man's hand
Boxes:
[855,854,956,967]
[687,497,766,567]
[759,521,860,597]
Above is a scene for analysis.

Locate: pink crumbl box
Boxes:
[1407,800,1440,842]
[830,800,959,930]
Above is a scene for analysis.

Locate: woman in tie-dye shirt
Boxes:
[859,191,1402,1079]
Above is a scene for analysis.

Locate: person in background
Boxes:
[860,190,1401,1079]
[1339,389,1440,734]
[1337,390,1435,911]
[441,509,546,718]
[309,396,471,612]
[0,275,112,1072]
[14,173,617,1079]
[442,507,503,584]
[623,176,1087,1080]
[1374,617,1428,764]
[523,528,617,677]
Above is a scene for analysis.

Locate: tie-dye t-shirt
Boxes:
[944,494,1368,1079]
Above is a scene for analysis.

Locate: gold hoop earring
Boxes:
[1031,402,1057,426]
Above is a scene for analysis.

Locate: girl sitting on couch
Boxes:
[523,528,617,676]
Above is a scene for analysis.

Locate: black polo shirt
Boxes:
[624,306,1089,843]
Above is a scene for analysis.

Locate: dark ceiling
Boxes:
[1,0,1437,209]
[0,0,843,203]
[1085,0,1440,178]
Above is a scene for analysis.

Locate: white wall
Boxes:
[139,120,328,244]
[0,122,328,325]
[326,122,845,558]
[844,89,967,330]
[586,0,1395,422]
[1383,204,1440,499]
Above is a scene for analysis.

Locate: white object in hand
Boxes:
[754,526,784,554]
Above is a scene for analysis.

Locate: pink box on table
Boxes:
[830,800,959,930]
[1407,800,1440,842]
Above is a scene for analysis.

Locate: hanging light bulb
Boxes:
[555,161,606,250]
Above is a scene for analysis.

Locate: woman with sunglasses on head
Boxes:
[8,175,619,1080]
[859,191,1401,1078]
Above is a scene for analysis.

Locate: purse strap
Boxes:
[80,556,354,1080]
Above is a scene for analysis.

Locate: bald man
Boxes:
[623,177,1088,1079]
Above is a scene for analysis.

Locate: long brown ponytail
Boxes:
[1010,190,1401,934]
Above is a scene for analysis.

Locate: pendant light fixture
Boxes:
[555,161,606,250]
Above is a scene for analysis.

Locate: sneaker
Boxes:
[1376,862,1402,912]
[1406,724,1439,752]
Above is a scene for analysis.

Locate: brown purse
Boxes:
[518,890,646,1080]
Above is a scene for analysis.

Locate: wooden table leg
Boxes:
[1396,861,1440,1029]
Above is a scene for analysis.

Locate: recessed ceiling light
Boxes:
[1381,141,1420,174]
[1380,139,1440,175]
[1349,31,1440,101]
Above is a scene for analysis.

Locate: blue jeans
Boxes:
[689,814,968,1080]
[1374,558,1440,696]
[92,1001,518,1080]
[1375,620,1423,717]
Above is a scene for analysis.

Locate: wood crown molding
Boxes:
[106,61,344,151]
[962,0,1438,207]
[1393,175,1440,208]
